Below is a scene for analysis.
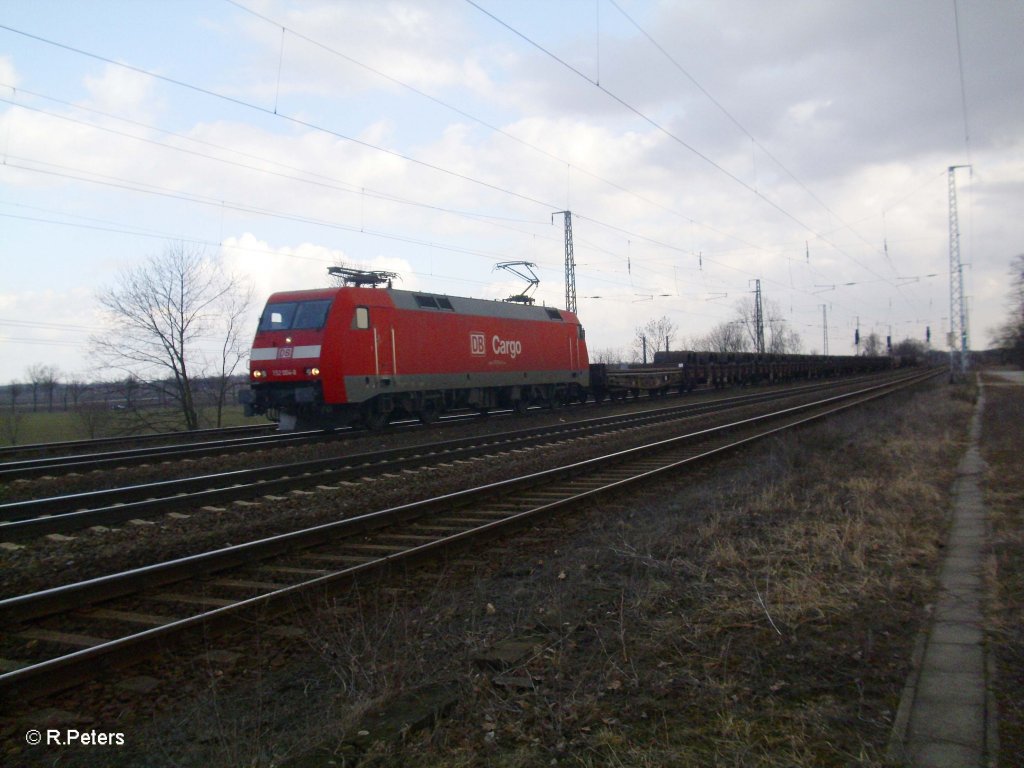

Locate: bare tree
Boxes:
[1,380,24,445]
[26,364,59,412]
[734,296,802,354]
[64,376,84,411]
[92,243,253,431]
[693,321,750,354]
[862,332,884,357]
[589,347,628,365]
[991,254,1024,366]
[765,307,802,354]
[211,279,254,427]
[25,365,42,412]
[122,375,141,410]
[7,380,20,411]
[633,316,678,363]
[893,338,926,362]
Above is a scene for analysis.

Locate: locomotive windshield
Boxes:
[258,299,333,332]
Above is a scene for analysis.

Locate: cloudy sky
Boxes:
[1,0,1020,381]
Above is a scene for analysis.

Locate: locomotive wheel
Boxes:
[418,403,440,425]
[512,399,529,416]
[362,409,390,431]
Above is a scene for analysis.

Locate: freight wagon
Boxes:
[587,351,893,402]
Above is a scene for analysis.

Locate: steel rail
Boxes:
[0,374,912,539]
[0,405,528,481]
[0,427,332,481]
[0,423,275,462]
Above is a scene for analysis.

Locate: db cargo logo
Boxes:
[470,333,486,356]
[492,336,522,359]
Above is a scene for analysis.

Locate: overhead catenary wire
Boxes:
[952,0,972,165]
[0,32,895,324]
[222,0,761,255]
[0,22,558,213]
[465,1,905,290]
[465,0,934,330]
[608,0,915,281]
[1,15,906,297]
[0,12,945,352]
[0,94,560,238]
[0,24,782,294]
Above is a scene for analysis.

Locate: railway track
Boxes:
[0,426,334,482]
[0,369,937,702]
[0,403,554,482]
[0,422,275,463]
[0,371,893,482]
[1,375,903,541]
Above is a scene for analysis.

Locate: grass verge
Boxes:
[980,375,1024,764]
[0,406,263,446]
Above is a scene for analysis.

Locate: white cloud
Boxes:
[221,233,340,305]
[82,64,159,117]
[230,0,483,101]
[220,233,419,313]
[0,55,18,90]
[0,287,106,381]
[787,99,833,125]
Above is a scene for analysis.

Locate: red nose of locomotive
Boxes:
[249,296,331,382]
[243,293,337,426]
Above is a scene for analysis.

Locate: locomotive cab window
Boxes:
[258,299,332,332]
[258,303,296,331]
[353,306,370,330]
[292,299,332,329]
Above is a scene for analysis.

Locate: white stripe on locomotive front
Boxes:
[249,345,321,361]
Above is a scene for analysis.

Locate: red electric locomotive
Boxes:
[241,271,590,430]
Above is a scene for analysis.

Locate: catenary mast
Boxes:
[947,165,970,381]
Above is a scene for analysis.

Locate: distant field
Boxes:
[0,406,266,447]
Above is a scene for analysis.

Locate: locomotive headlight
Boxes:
[252,369,267,379]
[306,367,321,377]
[285,336,293,344]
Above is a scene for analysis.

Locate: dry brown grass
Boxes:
[979,378,1024,764]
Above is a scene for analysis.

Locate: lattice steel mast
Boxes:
[752,279,765,354]
[948,165,970,380]
[821,304,829,355]
[553,211,576,314]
